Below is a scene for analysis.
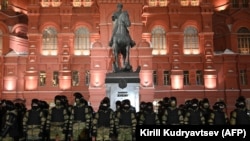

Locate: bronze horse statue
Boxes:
[111,11,133,72]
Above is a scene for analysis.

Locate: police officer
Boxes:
[39,100,50,141]
[157,100,165,125]
[162,96,184,125]
[199,98,213,125]
[115,99,137,141]
[184,98,205,125]
[46,95,69,141]
[138,102,160,125]
[69,92,92,141]
[0,100,18,141]
[92,97,115,141]
[208,101,229,125]
[230,96,250,125]
[23,99,46,141]
[136,101,146,124]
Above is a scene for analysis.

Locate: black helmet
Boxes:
[145,102,154,112]
[235,96,246,108]
[74,92,83,99]
[101,97,110,107]
[5,100,15,111]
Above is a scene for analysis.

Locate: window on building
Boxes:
[72,70,79,86]
[183,71,190,85]
[159,0,168,6]
[0,30,2,55]
[196,70,203,85]
[51,0,61,7]
[52,71,59,87]
[1,0,8,10]
[83,0,93,7]
[163,71,171,85]
[151,26,166,55]
[39,71,46,86]
[73,0,82,7]
[148,0,157,6]
[184,26,199,55]
[153,71,158,85]
[232,0,239,8]
[85,70,90,86]
[74,27,90,55]
[240,70,247,85]
[242,0,249,8]
[42,27,58,56]
[190,0,199,6]
[180,0,189,6]
[237,27,250,54]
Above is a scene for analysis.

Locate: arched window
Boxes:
[151,26,166,55]
[0,30,2,55]
[74,27,90,55]
[42,27,57,56]
[238,27,250,54]
[183,26,199,55]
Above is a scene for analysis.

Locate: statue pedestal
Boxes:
[105,72,140,112]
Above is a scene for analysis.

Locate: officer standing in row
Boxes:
[184,98,205,125]
[208,101,229,125]
[162,96,184,125]
[92,97,115,141]
[0,100,18,141]
[23,99,46,141]
[138,102,160,125]
[69,92,92,141]
[46,95,69,141]
[230,96,250,125]
[114,99,137,141]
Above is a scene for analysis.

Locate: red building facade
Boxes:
[0,0,250,112]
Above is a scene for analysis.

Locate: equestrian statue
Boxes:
[109,3,136,73]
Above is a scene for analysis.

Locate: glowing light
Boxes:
[204,75,217,89]
[74,50,90,56]
[42,50,58,56]
[183,49,200,55]
[4,77,17,91]
[59,76,72,90]
[82,50,90,56]
[152,49,159,55]
[171,75,183,89]
[213,0,229,11]
[159,49,167,55]
[25,76,38,90]
[74,50,82,56]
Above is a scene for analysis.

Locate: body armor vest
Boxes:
[213,111,227,125]
[166,108,180,125]
[188,110,202,125]
[27,110,41,125]
[51,108,64,122]
[235,109,250,125]
[97,110,111,127]
[119,110,132,126]
[143,112,156,125]
[73,106,86,122]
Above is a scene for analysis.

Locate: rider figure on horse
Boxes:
[109,3,136,48]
